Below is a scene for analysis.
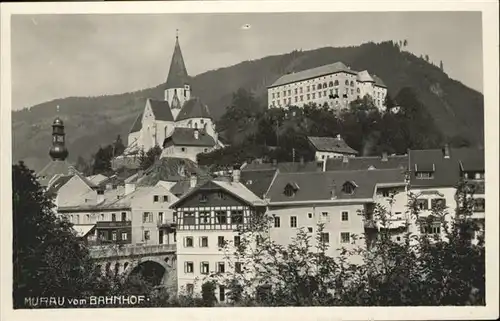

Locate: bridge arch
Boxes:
[123,256,174,287]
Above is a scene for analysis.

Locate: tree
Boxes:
[440,60,444,71]
[201,281,217,307]
[113,135,126,157]
[139,145,163,170]
[75,156,92,176]
[403,39,408,47]
[425,54,430,62]
[92,145,113,175]
[12,162,99,308]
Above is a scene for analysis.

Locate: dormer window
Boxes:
[342,181,357,195]
[415,164,435,179]
[284,182,299,197]
[200,193,208,203]
[97,190,104,195]
[416,171,434,179]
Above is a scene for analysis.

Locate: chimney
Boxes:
[232,164,241,183]
[381,151,388,162]
[190,175,197,188]
[443,144,450,159]
[97,190,105,204]
[322,160,327,172]
[342,155,349,163]
[125,182,136,195]
[194,129,199,140]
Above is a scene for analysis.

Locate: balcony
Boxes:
[157,219,176,229]
[96,220,131,229]
[89,243,176,259]
[364,214,408,230]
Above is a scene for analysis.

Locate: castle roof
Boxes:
[372,74,387,88]
[307,135,358,155]
[165,36,190,89]
[148,99,174,121]
[163,127,216,148]
[357,70,375,83]
[268,62,357,88]
[176,97,212,121]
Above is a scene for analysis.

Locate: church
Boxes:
[122,33,223,164]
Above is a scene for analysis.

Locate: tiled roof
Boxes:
[409,147,485,188]
[136,157,207,187]
[372,74,386,88]
[240,169,278,198]
[357,70,375,83]
[269,62,356,88]
[149,99,174,121]
[86,174,109,185]
[166,37,190,89]
[307,136,358,154]
[45,175,73,197]
[129,112,143,133]
[326,155,408,171]
[37,160,73,187]
[176,97,212,121]
[242,161,321,173]
[266,169,406,203]
[212,180,266,206]
[163,127,216,148]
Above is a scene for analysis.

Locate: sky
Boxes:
[11,11,483,110]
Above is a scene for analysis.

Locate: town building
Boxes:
[408,145,485,242]
[307,135,358,163]
[267,62,388,111]
[170,168,267,302]
[119,33,223,165]
[325,152,408,171]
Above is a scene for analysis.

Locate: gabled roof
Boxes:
[163,128,216,148]
[240,169,278,198]
[326,155,408,171]
[307,136,358,154]
[148,99,174,121]
[357,70,375,83]
[269,62,357,88]
[266,169,406,204]
[242,161,320,173]
[135,157,207,187]
[409,147,484,188]
[372,74,386,88]
[37,160,73,187]
[176,97,212,121]
[129,112,143,134]
[46,175,73,197]
[166,36,190,89]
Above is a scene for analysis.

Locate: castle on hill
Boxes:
[119,33,223,165]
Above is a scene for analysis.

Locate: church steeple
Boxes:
[165,30,189,89]
[49,106,69,161]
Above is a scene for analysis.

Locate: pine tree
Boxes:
[440,60,444,71]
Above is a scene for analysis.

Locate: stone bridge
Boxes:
[89,244,177,292]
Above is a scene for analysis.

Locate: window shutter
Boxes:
[184,262,187,273]
[200,262,203,274]
[199,237,202,247]
[183,237,186,248]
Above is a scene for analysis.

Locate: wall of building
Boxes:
[161,145,212,163]
[56,175,96,207]
[175,118,216,137]
[155,120,175,147]
[315,151,355,162]
[165,86,191,110]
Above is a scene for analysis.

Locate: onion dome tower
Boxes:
[49,116,69,161]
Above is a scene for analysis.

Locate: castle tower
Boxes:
[49,115,69,161]
[164,30,191,120]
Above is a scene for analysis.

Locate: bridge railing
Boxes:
[89,243,176,259]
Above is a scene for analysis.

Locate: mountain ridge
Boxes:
[12,41,484,172]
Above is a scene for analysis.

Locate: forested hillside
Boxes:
[12,40,484,171]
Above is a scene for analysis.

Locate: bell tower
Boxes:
[49,107,69,161]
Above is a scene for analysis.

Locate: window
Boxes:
[416,199,429,210]
[474,198,485,212]
[312,93,316,99]
[322,212,328,218]
[184,236,194,247]
[184,262,194,273]
[357,88,360,93]
[277,92,280,98]
[199,211,210,224]
[329,81,333,87]
[199,193,208,203]
[231,210,244,224]
[290,216,297,228]
[163,195,169,202]
[111,213,116,222]
[345,80,349,85]
[396,236,401,242]
[121,232,128,240]
[340,232,350,243]
[217,262,225,273]
[219,285,226,302]
[284,185,295,197]
[342,182,356,194]
[274,216,281,228]
[234,235,241,247]
[218,236,225,248]
[100,214,105,221]
[300,95,303,101]
[341,211,349,221]
[200,262,209,275]
[235,262,242,273]
[288,90,291,95]
[431,198,446,209]
[143,212,152,223]
[158,212,163,223]
[312,85,315,90]
[308,213,313,219]
[181,147,186,152]
[320,232,329,243]
[272,93,275,99]
[300,87,303,93]
[307,227,313,233]
[317,84,322,90]
[295,96,298,102]
[381,189,391,197]
[154,195,159,202]
[416,171,434,179]
[186,283,194,294]
[307,94,310,100]
[183,212,195,225]
[215,211,227,224]
[200,236,208,247]
[86,214,90,223]
[350,81,354,87]
[422,224,441,235]
[112,231,117,241]
[318,92,322,98]
[294,88,298,94]
[144,230,150,241]
[121,212,127,221]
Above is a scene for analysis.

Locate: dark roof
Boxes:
[148,99,174,121]
[307,136,358,154]
[240,169,277,198]
[37,160,73,186]
[242,161,321,173]
[176,97,212,121]
[163,128,215,148]
[266,169,406,203]
[165,37,190,89]
[269,62,357,88]
[136,157,208,187]
[129,112,143,134]
[326,155,408,171]
[45,175,73,197]
[409,147,485,188]
[372,74,387,88]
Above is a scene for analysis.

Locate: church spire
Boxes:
[49,106,69,161]
[166,30,189,89]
